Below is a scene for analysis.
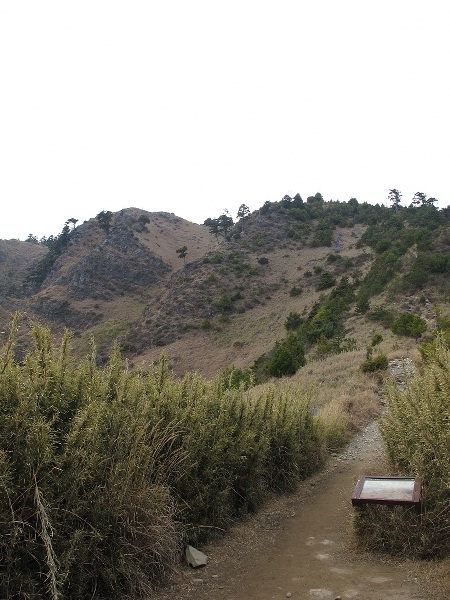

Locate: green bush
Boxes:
[391,312,427,339]
[311,221,333,247]
[315,334,357,358]
[359,249,401,297]
[403,252,450,291]
[216,366,254,390]
[367,304,395,327]
[354,292,370,314]
[285,311,303,331]
[290,285,303,297]
[267,333,306,378]
[360,353,389,372]
[371,333,383,346]
[218,293,233,312]
[316,271,336,291]
[302,277,354,344]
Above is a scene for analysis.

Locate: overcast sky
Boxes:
[1,1,448,241]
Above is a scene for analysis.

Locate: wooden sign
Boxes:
[351,476,421,510]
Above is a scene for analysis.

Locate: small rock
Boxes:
[192,578,203,584]
[186,545,208,568]
[286,593,292,598]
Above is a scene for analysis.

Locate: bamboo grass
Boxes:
[359,333,450,557]
[0,318,326,598]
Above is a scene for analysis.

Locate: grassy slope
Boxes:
[0,238,47,295]
[1,206,447,380]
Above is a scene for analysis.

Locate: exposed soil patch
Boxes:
[153,419,425,599]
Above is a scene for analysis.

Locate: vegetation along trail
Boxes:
[156,420,425,600]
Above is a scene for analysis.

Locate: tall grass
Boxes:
[357,333,450,557]
[0,318,183,599]
[0,316,327,599]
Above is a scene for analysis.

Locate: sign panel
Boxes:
[352,476,421,509]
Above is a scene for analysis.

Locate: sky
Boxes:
[0,1,449,241]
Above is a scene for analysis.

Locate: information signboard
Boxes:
[351,476,421,510]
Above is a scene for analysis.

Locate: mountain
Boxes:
[0,198,449,378]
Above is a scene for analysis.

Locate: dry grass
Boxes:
[134,226,377,379]
[418,558,450,600]
[297,351,381,429]
[132,209,215,266]
[0,239,47,294]
[242,347,383,458]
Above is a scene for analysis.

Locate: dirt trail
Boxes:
[155,419,425,600]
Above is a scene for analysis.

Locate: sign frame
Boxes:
[351,475,422,511]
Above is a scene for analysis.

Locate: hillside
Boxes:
[0,198,449,378]
[128,220,368,376]
[0,209,215,360]
[0,238,47,297]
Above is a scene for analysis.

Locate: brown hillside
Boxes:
[0,209,215,355]
[125,213,371,377]
[0,238,47,297]
[0,206,445,380]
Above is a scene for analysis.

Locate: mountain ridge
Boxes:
[0,198,449,378]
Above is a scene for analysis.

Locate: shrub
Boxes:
[360,353,389,372]
[391,312,427,339]
[290,285,303,297]
[217,366,254,390]
[311,222,333,247]
[314,334,357,358]
[301,277,354,346]
[0,324,183,599]
[267,333,306,378]
[376,335,450,557]
[267,344,298,377]
[316,271,336,291]
[359,249,401,297]
[285,311,303,331]
[367,304,395,327]
[371,333,383,346]
[258,256,269,265]
[218,293,233,312]
[354,292,370,314]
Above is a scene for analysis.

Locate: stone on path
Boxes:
[185,545,208,568]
